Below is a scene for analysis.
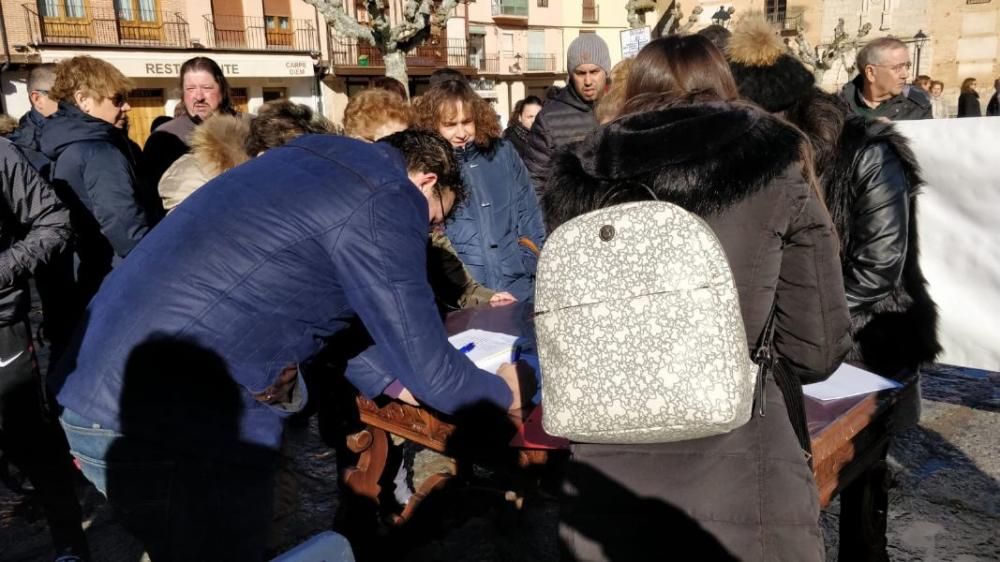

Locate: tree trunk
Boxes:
[384,50,410,92]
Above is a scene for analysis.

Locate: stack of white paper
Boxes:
[803,363,902,401]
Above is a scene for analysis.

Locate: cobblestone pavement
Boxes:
[1,294,996,561]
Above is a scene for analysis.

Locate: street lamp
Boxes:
[711,6,732,28]
[913,29,928,76]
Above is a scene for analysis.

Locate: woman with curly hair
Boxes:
[412,79,545,301]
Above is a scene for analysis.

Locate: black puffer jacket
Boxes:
[523,85,597,194]
[544,101,851,562]
[0,140,71,326]
[821,117,941,374]
[841,75,932,121]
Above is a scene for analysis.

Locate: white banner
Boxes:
[894,117,1000,371]
[39,50,315,79]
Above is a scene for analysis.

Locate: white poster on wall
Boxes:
[894,117,1000,371]
[620,27,652,59]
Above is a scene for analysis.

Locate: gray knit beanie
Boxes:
[567,34,611,74]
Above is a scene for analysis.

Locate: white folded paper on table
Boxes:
[802,363,902,401]
[448,329,520,373]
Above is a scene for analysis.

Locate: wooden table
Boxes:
[340,304,920,561]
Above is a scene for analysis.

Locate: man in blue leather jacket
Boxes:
[50,130,529,560]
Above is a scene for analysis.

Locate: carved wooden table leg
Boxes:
[838,442,892,562]
[342,425,390,507]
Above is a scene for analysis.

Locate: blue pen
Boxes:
[458,342,476,354]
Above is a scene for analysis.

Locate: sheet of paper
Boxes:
[803,363,902,401]
[448,329,520,372]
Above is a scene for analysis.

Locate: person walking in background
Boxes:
[930,80,949,119]
[0,140,89,561]
[413,80,546,302]
[143,57,236,189]
[542,34,850,562]
[39,56,153,310]
[957,78,982,117]
[524,34,610,193]
[502,96,543,158]
[986,78,999,116]
[913,75,932,93]
[841,37,931,121]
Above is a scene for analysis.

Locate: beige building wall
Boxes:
[925,0,999,116]
[815,0,999,116]
[559,0,630,65]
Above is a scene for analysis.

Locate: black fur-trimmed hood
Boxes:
[542,101,806,231]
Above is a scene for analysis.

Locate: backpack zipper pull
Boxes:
[754,346,769,418]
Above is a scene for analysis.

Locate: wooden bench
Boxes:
[340,304,920,561]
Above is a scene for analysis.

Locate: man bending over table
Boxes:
[48,130,530,561]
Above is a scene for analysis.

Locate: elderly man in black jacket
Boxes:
[523,34,610,194]
[729,18,940,376]
[840,37,932,122]
[0,139,89,560]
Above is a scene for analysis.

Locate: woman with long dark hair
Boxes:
[502,95,543,157]
[413,80,545,301]
[957,77,982,117]
[543,35,850,561]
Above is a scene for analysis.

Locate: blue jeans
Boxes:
[60,408,275,561]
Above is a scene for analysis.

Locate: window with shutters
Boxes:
[264,0,293,46]
[115,0,162,41]
[37,0,90,38]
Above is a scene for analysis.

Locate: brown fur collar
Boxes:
[541,101,806,231]
[190,114,251,177]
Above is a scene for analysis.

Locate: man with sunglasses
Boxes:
[841,37,932,122]
[38,56,153,312]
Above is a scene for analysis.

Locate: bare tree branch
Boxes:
[790,17,872,81]
[304,0,374,43]
[309,0,463,84]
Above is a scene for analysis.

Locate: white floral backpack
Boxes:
[535,200,770,444]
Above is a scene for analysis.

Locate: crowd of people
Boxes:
[0,15,951,562]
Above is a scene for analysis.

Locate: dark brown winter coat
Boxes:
[543,100,852,561]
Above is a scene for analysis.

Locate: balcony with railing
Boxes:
[582,3,599,24]
[476,52,558,75]
[767,10,803,36]
[525,53,555,72]
[204,14,319,52]
[329,34,471,72]
[492,0,528,23]
[23,4,189,47]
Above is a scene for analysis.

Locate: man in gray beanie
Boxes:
[524,33,610,194]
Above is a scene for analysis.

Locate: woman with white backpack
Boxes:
[539,35,852,561]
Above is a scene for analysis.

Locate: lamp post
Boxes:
[711,6,731,28]
[913,29,928,76]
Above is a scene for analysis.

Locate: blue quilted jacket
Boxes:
[51,135,512,464]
